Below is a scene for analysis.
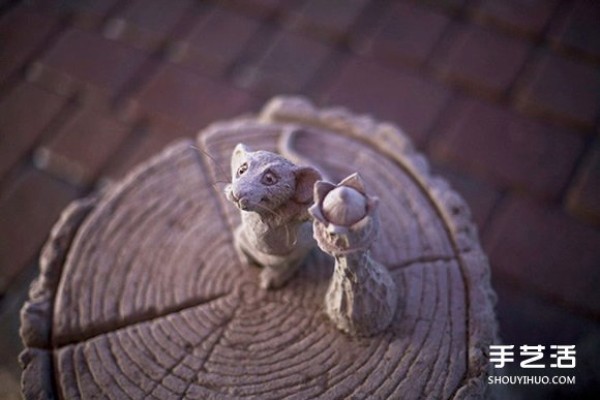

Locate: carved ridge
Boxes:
[19,195,98,400]
[259,95,498,399]
[20,97,497,399]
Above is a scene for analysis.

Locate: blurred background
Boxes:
[0,0,598,398]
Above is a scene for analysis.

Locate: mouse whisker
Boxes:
[253,202,282,221]
[189,144,231,184]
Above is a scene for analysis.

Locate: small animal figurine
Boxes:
[225,143,321,289]
[310,173,398,337]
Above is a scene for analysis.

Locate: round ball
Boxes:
[322,186,367,226]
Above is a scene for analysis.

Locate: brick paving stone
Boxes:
[433,163,499,230]
[0,263,38,399]
[1,3,599,395]
[65,0,122,29]
[431,97,584,199]
[567,141,600,227]
[218,0,289,19]
[0,83,67,179]
[0,168,78,294]
[352,2,450,67]
[516,51,600,130]
[434,24,531,97]
[493,281,600,398]
[494,280,600,346]
[0,6,60,82]
[419,0,467,13]
[103,117,194,180]
[548,0,600,62]
[24,0,121,29]
[321,56,450,145]
[472,0,559,38]
[34,101,132,185]
[286,0,370,42]
[30,27,149,98]
[12,0,62,16]
[0,368,20,400]
[485,195,600,316]
[234,29,331,96]
[168,7,261,77]
[103,0,196,50]
[135,63,257,130]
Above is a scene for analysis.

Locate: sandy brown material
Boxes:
[20,97,498,399]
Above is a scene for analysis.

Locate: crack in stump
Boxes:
[52,291,231,349]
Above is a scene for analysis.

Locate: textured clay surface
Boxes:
[20,97,497,399]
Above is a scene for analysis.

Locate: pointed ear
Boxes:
[294,167,321,204]
[231,143,251,176]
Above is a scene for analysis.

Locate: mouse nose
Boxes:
[225,185,239,201]
[231,187,251,209]
[232,186,245,199]
[238,197,250,209]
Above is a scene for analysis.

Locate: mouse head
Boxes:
[224,143,321,214]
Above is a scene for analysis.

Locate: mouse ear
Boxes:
[294,166,321,204]
[231,143,251,176]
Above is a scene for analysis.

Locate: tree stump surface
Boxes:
[20,97,498,399]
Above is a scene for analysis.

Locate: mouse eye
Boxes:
[261,171,278,186]
[237,163,248,177]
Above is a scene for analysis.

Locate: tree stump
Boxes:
[20,97,498,399]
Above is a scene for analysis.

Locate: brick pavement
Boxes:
[1,0,599,397]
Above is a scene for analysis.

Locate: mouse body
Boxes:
[224,143,321,289]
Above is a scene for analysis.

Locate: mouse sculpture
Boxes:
[224,143,321,289]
